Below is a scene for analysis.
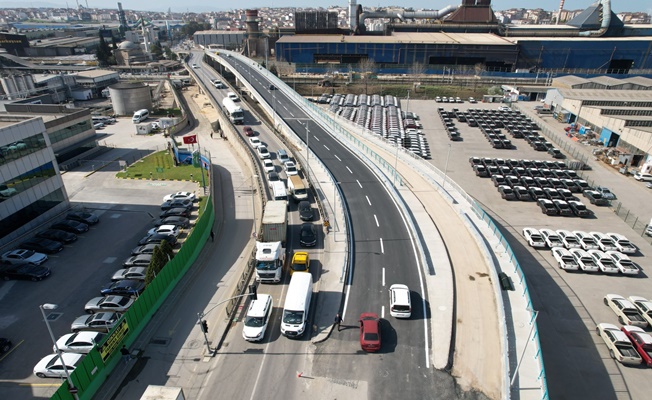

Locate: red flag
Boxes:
[183,135,197,144]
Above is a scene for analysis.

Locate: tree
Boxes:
[145,244,168,285]
[159,240,175,262]
[95,32,113,66]
[359,58,377,95]
[180,21,212,37]
[150,41,163,60]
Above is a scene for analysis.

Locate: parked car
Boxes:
[52,220,89,234]
[71,312,120,333]
[359,312,382,352]
[540,229,564,248]
[621,325,652,367]
[1,249,48,265]
[605,251,640,275]
[33,353,85,378]
[556,230,582,249]
[147,224,181,238]
[85,295,134,314]
[100,279,145,297]
[569,248,599,272]
[498,185,515,200]
[628,296,652,326]
[163,191,196,202]
[0,262,51,281]
[112,266,148,281]
[589,232,619,252]
[154,216,190,229]
[138,233,177,246]
[522,227,546,248]
[19,237,63,254]
[159,208,191,218]
[37,229,77,244]
[552,199,573,216]
[573,231,600,250]
[596,323,642,366]
[583,190,609,206]
[161,199,193,211]
[551,247,579,271]
[528,187,545,201]
[131,244,160,256]
[604,294,647,327]
[595,186,617,200]
[567,200,593,218]
[54,331,105,354]
[473,164,488,177]
[587,249,620,274]
[122,254,152,267]
[299,223,317,247]
[67,211,99,225]
[606,233,637,254]
[538,198,558,215]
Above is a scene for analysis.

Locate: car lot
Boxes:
[408,99,652,399]
[0,164,198,396]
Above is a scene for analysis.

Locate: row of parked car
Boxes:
[0,211,99,281]
[597,294,652,366]
[438,108,462,141]
[33,192,196,378]
[522,228,641,275]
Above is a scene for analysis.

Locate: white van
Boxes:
[242,294,273,342]
[132,109,149,123]
[389,284,412,318]
[270,181,287,202]
[281,272,313,338]
[227,92,239,102]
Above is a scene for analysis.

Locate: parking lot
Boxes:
[403,98,652,399]
[0,117,198,398]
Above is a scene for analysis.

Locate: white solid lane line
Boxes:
[346,166,353,174]
[382,267,385,286]
[324,145,330,151]
[334,155,342,161]
[314,136,320,141]
[366,195,372,206]
[374,215,379,227]
[379,238,384,253]
[356,179,362,188]
[381,305,385,319]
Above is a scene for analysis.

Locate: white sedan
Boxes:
[556,230,582,249]
[34,353,84,378]
[605,251,640,275]
[569,248,599,272]
[257,145,270,159]
[589,232,619,252]
[284,161,298,176]
[606,233,637,254]
[604,294,648,327]
[249,137,262,148]
[540,229,564,248]
[522,228,546,248]
[572,231,600,250]
[628,296,652,326]
[54,331,105,354]
[163,191,196,202]
[1,249,48,265]
[587,249,619,274]
[551,247,579,271]
[263,159,275,173]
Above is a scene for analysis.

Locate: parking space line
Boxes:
[346,166,353,174]
[374,214,379,227]
[334,155,341,161]
[356,179,362,188]
[379,238,384,253]
[366,195,371,206]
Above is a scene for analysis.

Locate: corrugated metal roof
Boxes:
[621,76,652,87]
[557,88,652,101]
[277,32,513,45]
[590,75,626,87]
[553,75,591,88]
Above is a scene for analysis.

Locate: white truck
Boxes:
[255,241,284,283]
[222,97,244,124]
[140,386,185,400]
[287,175,308,202]
[261,200,287,244]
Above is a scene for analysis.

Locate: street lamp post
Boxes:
[40,304,79,400]
[305,121,310,180]
[510,309,539,387]
[442,144,452,190]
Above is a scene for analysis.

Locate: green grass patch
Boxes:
[117,150,209,184]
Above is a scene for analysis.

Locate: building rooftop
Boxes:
[74,69,119,78]
[278,32,513,45]
[555,88,652,101]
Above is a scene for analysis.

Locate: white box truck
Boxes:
[261,200,287,244]
[255,241,284,283]
[280,272,313,338]
[140,386,185,400]
[287,176,308,202]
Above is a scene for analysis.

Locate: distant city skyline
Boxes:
[1,0,649,14]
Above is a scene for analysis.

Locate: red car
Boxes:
[359,313,381,352]
[243,126,254,137]
[621,325,652,367]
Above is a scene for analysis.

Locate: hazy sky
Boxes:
[6,0,650,13]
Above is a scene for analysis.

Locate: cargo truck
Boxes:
[261,200,287,244]
[255,241,284,283]
[287,176,308,202]
[222,97,244,124]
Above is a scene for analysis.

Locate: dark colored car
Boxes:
[583,190,610,206]
[20,237,63,254]
[159,208,191,218]
[154,216,190,228]
[67,211,99,225]
[538,199,558,215]
[498,185,516,200]
[299,223,317,247]
[161,199,193,211]
[52,220,89,234]
[243,126,254,137]
[568,200,594,218]
[552,200,574,216]
[298,201,313,221]
[473,165,488,177]
[138,233,178,246]
[528,187,545,201]
[513,186,531,201]
[359,313,381,352]
[0,262,51,281]
[491,175,506,187]
[100,279,145,297]
[37,229,77,244]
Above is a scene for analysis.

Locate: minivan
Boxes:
[132,109,149,123]
[389,284,411,318]
[242,294,273,342]
[227,92,239,102]
[634,172,652,182]
[277,149,290,163]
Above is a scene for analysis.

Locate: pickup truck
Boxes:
[597,323,642,365]
[582,190,609,206]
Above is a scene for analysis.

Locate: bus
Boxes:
[222,97,244,124]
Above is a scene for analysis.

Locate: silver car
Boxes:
[71,312,119,333]
[85,295,134,314]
